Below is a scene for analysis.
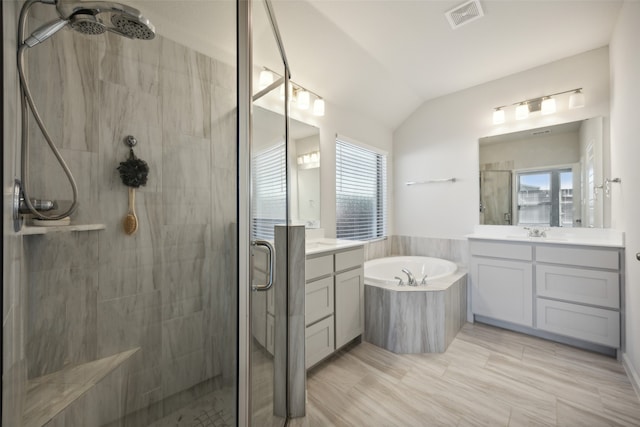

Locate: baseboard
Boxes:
[622,353,640,402]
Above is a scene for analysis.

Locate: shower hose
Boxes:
[17,0,79,220]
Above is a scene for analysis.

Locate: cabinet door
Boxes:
[536,298,620,347]
[305,315,335,368]
[306,276,334,326]
[335,267,364,348]
[471,257,533,326]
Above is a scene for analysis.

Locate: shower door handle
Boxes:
[252,240,275,291]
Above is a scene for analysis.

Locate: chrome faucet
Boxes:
[524,227,547,238]
[402,268,417,286]
[420,274,428,285]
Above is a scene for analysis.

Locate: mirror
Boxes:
[253,106,321,228]
[479,117,606,228]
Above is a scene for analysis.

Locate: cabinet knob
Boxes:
[636,252,640,261]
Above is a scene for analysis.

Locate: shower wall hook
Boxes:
[124,135,138,148]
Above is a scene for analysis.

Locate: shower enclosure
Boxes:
[3,0,292,425]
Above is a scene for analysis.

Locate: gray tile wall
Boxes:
[6,4,237,425]
[364,235,469,268]
[3,1,28,425]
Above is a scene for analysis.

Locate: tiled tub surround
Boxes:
[16,5,237,426]
[363,235,469,267]
[364,268,467,353]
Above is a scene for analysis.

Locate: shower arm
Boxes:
[17,0,79,220]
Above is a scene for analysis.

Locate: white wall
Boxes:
[610,0,640,394]
[288,101,394,238]
[480,131,580,170]
[393,47,610,238]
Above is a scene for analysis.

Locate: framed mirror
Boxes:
[253,106,321,228]
[479,117,606,228]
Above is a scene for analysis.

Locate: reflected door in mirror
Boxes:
[480,170,512,225]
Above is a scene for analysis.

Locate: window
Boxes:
[335,137,387,240]
[252,141,286,239]
[516,167,573,227]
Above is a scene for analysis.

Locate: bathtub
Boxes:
[364,256,457,288]
[363,256,466,353]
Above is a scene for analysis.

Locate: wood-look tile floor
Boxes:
[289,323,640,427]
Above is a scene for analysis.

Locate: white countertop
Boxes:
[467,225,624,248]
[305,238,365,256]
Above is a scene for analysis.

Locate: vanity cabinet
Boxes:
[470,239,622,349]
[305,246,364,368]
[534,245,621,348]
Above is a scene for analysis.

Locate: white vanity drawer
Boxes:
[536,298,619,348]
[469,240,532,261]
[306,255,333,281]
[305,315,335,368]
[536,265,619,309]
[536,246,619,270]
[306,276,334,326]
[335,247,364,272]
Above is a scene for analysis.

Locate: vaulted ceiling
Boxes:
[133,0,623,130]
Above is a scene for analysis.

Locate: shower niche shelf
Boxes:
[19,223,106,236]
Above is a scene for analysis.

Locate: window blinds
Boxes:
[335,138,387,240]
[252,141,286,240]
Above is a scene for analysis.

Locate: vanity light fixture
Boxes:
[515,102,529,120]
[297,150,320,169]
[259,69,274,89]
[492,87,584,124]
[569,89,585,109]
[262,66,326,116]
[297,90,310,110]
[541,96,556,115]
[313,98,325,116]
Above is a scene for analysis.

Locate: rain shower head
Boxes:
[56,0,155,40]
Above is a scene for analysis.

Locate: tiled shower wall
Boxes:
[3,1,28,425]
[7,3,237,424]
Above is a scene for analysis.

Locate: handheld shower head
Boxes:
[24,18,69,47]
[55,0,155,40]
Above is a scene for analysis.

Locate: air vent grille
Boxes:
[445,0,484,29]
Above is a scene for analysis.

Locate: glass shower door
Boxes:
[249,0,290,425]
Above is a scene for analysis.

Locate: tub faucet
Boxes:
[402,268,416,286]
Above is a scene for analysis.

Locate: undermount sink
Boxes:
[505,235,568,242]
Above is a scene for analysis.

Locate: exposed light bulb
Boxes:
[515,103,529,120]
[258,69,273,89]
[298,90,310,110]
[313,98,325,116]
[541,97,556,115]
[569,90,585,109]
[493,108,505,124]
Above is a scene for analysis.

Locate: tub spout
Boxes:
[402,268,416,286]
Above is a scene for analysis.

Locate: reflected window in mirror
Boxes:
[516,168,574,227]
[479,117,606,228]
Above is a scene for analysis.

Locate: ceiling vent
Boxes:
[445,0,484,29]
